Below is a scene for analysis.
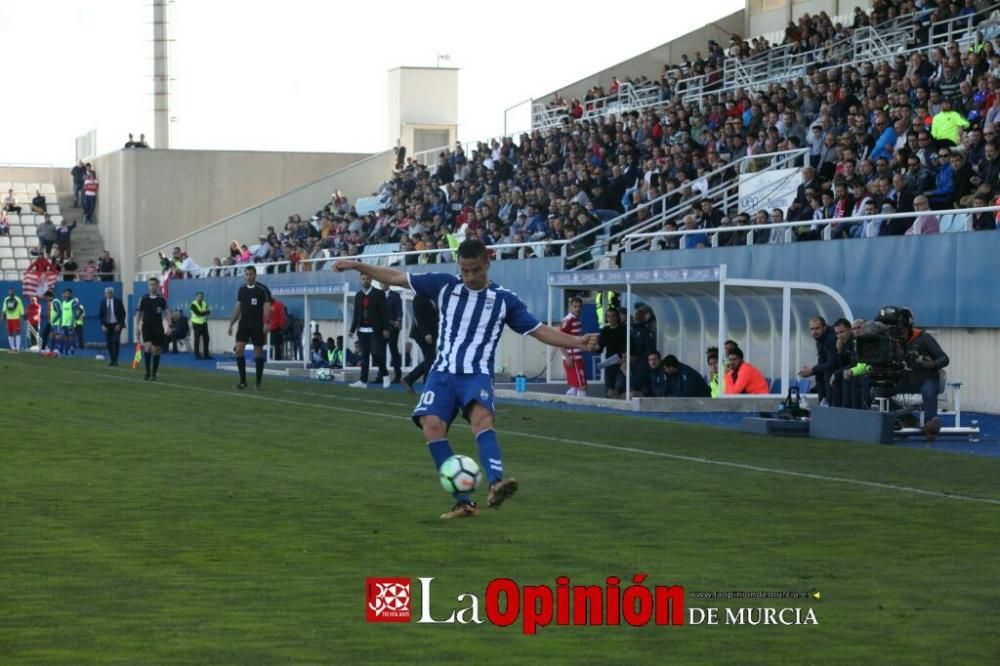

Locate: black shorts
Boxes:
[236,323,266,346]
[142,325,166,347]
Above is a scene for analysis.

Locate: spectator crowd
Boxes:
[158,0,1000,280]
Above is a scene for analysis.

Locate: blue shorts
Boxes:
[411,370,495,429]
[58,326,75,336]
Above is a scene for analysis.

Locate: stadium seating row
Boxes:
[0,247,38,259]
[0,183,56,194]
[0,236,41,248]
[2,225,40,236]
[2,215,62,227]
[3,202,60,213]
[0,257,33,270]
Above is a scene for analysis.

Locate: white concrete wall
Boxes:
[388,67,459,155]
[536,11,745,106]
[932,329,1000,414]
[134,149,396,280]
[0,166,73,194]
[87,148,377,287]
[387,68,402,147]
[747,0,873,39]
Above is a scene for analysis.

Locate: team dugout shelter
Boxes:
[545,265,854,398]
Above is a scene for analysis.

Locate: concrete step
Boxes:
[56,191,107,263]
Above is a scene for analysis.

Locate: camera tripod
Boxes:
[872,381,980,440]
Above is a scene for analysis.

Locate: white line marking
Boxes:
[16,360,1000,507]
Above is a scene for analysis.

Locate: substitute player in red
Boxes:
[3,287,25,352]
[561,296,587,396]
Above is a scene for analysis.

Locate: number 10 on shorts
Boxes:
[417,391,435,409]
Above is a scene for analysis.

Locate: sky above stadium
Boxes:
[0,0,742,166]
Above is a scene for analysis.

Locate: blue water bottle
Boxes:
[515,374,527,393]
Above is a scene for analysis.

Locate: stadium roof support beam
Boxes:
[546,265,854,398]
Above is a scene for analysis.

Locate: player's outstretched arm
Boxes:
[333,260,410,289]
[529,325,600,352]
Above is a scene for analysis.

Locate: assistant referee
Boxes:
[227,265,272,389]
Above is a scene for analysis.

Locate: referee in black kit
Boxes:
[227,266,272,389]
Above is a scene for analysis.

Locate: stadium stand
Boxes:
[0,179,116,282]
[146,0,1000,283]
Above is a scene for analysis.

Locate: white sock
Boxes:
[7,336,13,350]
[14,335,20,350]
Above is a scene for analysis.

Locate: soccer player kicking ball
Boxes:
[336,239,599,519]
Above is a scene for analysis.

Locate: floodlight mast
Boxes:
[153,0,171,149]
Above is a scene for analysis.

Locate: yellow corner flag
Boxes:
[131,343,143,369]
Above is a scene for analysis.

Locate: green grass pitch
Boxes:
[1,354,998,664]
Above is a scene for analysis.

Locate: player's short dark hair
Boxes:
[648,350,661,359]
[663,354,680,369]
[569,296,583,306]
[245,265,257,274]
[148,276,159,284]
[833,317,852,329]
[728,347,745,360]
[457,238,488,260]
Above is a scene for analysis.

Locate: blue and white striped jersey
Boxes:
[408,272,541,376]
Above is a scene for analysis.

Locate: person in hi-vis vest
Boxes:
[3,287,25,351]
[75,302,86,348]
[190,292,211,360]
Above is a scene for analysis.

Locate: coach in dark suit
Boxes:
[383,282,404,382]
[401,292,439,393]
[349,274,389,385]
[99,286,127,366]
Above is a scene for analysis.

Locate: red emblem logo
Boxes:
[366,577,412,622]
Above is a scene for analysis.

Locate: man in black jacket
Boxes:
[798,316,838,405]
[637,351,669,397]
[894,313,950,440]
[663,354,712,397]
[401,292,438,395]
[829,318,857,408]
[383,282,403,383]
[596,308,626,398]
[349,274,390,388]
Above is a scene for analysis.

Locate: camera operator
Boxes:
[895,314,949,440]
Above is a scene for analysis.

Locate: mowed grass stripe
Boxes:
[9,356,999,507]
[3,355,1000,663]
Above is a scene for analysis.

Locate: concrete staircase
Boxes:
[56,192,107,267]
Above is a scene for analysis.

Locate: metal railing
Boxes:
[622,205,1000,250]
[133,239,570,282]
[530,83,662,131]
[564,148,807,271]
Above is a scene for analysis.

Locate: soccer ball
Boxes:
[439,455,483,494]
[315,367,332,381]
